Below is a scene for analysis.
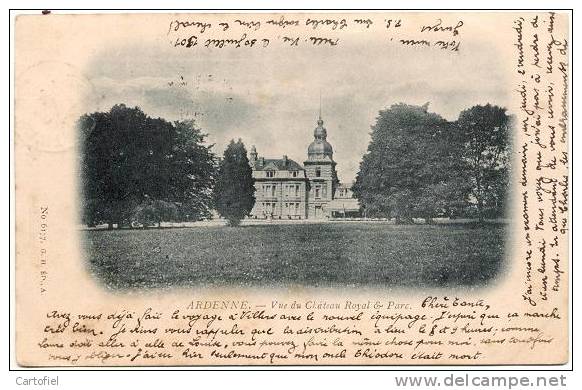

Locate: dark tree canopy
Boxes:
[79,104,215,228]
[457,104,511,221]
[353,103,510,222]
[213,139,256,226]
[353,103,466,221]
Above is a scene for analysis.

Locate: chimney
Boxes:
[249,145,257,168]
[283,155,288,167]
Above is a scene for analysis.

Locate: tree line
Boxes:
[79,102,511,228]
[352,103,512,222]
[78,104,253,228]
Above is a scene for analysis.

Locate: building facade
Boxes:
[249,115,358,220]
[328,183,361,218]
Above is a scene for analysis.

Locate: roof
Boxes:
[337,182,355,189]
[253,158,304,171]
[328,198,360,212]
[308,139,333,156]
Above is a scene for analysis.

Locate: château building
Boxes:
[249,115,359,219]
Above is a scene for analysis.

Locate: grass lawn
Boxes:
[83,222,507,290]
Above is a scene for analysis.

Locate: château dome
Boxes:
[307,118,333,159]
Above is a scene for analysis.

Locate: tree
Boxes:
[456,104,511,222]
[131,199,179,228]
[353,103,468,222]
[78,104,215,228]
[168,120,216,221]
[213,139,255,226]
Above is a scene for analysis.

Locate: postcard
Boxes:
[13,11,570,366]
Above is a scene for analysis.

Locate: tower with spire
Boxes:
[304,101,339,219]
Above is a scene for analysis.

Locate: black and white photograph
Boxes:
[12,9,570,369]
[76,14,513,290]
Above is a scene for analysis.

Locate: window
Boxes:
[295,185,299,197]
[265,185,276,197]
[315,167,321,177]
[291,171,298,178]
[315,186,321,199]
[266,170,275,178]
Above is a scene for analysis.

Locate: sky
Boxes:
[81,33,510,183]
